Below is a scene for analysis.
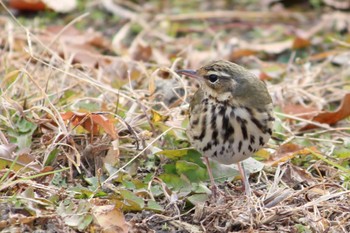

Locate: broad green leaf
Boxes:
[156,148,191,160]
[16,118,37,133]
[146,200,164,212]
[119,189,144,209]
[57,200,93,231]
[158,173,191,191]
[187,193,208,205]
[334,149,350,159]
[150,184,163,197]
[122,180,136,189]
[175,160,207,183]
[210,157,264,183]
[182,150,205,166]
[163,163,177,174]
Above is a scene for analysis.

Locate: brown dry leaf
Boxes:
[9,0,46,11]
[9,0,76,12]
[311,50,343,61]
[103,143,120,165]
[266,143,303,166]
[236,36,310,55]
[282,103,319,119]
[282,163,316,188]
[259,72,273,81]
[292,36,311,49]
[230,49,257,60]
[0,145,41,172]
[46,26,110,49]
[6,215,37,225]
[300,93,350,131]
[238,39,293,54]
[61,112,118,140]
[130,42,153,62]
[41,26,111,67]
[90,114,118,140]
[92,205,129,233]
[99,58,143,88]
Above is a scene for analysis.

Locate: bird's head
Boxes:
[177,60,272,106]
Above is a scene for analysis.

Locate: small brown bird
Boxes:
[177,60,274,196]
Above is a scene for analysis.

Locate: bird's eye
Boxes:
[208,74,218,83]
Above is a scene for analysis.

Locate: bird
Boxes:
[177,60,274,196]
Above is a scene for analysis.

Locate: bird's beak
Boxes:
[176,69,200,79]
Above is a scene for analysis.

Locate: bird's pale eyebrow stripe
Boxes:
[207,71,231,78]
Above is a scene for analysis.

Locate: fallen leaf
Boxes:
[282,103,319,119]
[292,36,311,49]
[0,142,41,172]
[230,49,257,60]
[99,58,143,88]
[156,148,191,160]
[211,157,264,182]
[57,200,93,231]
[259,72,273,81]
[92,205,129,233]
[150,109,169,123]
[259,63,286,81]
[130,41,153,62]
[300,93,350,131]
[266,143,302,166]
[0,144,17,158]
[46,26,110,49]
[310,50,342,61]
[61,112,118,139]
[235,36,311,55]
[238,39,293,54]
[39,26,111,68]
[9,0,46,11]
[281,163,316,188]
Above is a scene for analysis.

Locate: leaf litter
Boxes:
[0,1,350,232]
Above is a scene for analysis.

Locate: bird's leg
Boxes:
[204,157,218,196]
[238,161,251,196]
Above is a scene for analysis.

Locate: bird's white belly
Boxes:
[187,99,274,164]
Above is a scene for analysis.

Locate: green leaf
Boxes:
[145,200,164,212]
[122,180,136,189]
[182,150,205,166]
[187,193,209,205]
[334,149,350,159]
[163,163,177,174]
[210,157,264,183]
[16,118,37,133]
[158,173,190,191]
[175,160,207,183]
[17,134,33,149]
[44,148,59,166]
[57,200,93,231]
[156,148,191,160]
[150,184,163,197]
[119,189,144,209]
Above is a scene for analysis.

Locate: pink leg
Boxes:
[238,162,251,196]
[204,157,218,196]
